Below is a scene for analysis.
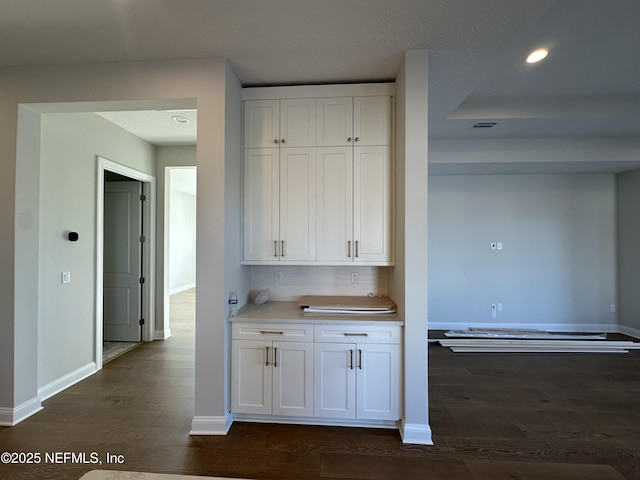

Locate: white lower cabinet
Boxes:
[314,342,399,420]
[231,324,314,416]
[231,321,401,425]
[313,325,400,421]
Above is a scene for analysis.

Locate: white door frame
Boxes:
[96,156,156,370]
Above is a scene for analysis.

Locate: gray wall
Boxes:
[617,169,640,335]
[2,59,234,428]
[38,112,156,390]
[428,174,618,331]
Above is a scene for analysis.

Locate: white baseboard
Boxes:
[190,414,233,435]
[429,321,618,334]
[400,420,433,445]
[155,328,172,340]
[38,362,97,401]
[0,396,43,426]
[232,413,399,430]
[169,283,196,296]
[618,324,640,339]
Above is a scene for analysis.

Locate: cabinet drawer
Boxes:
[232,323,314,341]
[314,324,401,344]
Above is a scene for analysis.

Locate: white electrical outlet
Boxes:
[610,304,616,313]
[491,242,497,250]
[351,272,359,284]
[274,271,283,284]
[497,242,503,250]
[497,303,503,311]
[62,271,71,284]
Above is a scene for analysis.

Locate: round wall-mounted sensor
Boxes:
[68,232,79,241]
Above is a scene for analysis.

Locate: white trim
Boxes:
[619,324,640,339]
[231,413,399,430]
[96,156,157,371]
[190,415,233,435]
[0,397,42,426]
[38,362,97,401]
[241,82,396,100]
[429,322,619,334]
[155,328,172,340]
[400,420,433,445]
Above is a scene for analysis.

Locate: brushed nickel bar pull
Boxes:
[273,347,278,367]
[344,333,369,337]
[265,346,270,366]
[358,349,363,370]
[281,240,285,257]
[349,349,354,370]
[260,330,284,335]
[274,240,278,257]
[347,240,351,258]
[355,240,359,258]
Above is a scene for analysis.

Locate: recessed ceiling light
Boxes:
[172,115,189,124]
[526,48,549,64]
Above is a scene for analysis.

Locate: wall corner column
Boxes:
[394,49,432,445]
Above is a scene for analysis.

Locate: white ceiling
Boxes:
[2,0,639,171]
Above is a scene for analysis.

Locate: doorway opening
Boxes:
[164,167,197,338]
[97,156,156,369]
[103,171,143,363]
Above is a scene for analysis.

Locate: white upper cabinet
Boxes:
[242,84,394,266]
[243,148,280,262]
[280,99,317,147]
[354,96,392,146]
[244,99,280,148]
[279,148,317,262]
[316,147,353,262]
[244,98,316,148]
[353,146,393,263]
[243,147,316,263]
[316,146,393,265]
[317,96,391,146]
[317,97,353,146]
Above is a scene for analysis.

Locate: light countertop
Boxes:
[232,301,403,325]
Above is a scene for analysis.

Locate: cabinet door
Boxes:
[356,343,399,420]
[353,146,394,264]
[316,147,353,262]
[272,341,314,416]
[353,96,391,146]
[314,343,356,418]
[244,99,280,148]
[243,148,280,262]
[231,340,272,414]
[279,148,316,262]
[281,99,316,147]
[317,97,353,146]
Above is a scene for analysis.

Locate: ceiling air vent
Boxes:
[471,121,498,129]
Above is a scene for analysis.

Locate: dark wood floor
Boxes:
[1,290,639,479]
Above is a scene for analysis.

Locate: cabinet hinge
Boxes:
[140,194,146,202]
[140,235,146,243]
[139,318,145,326]
[139,277,145,284]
